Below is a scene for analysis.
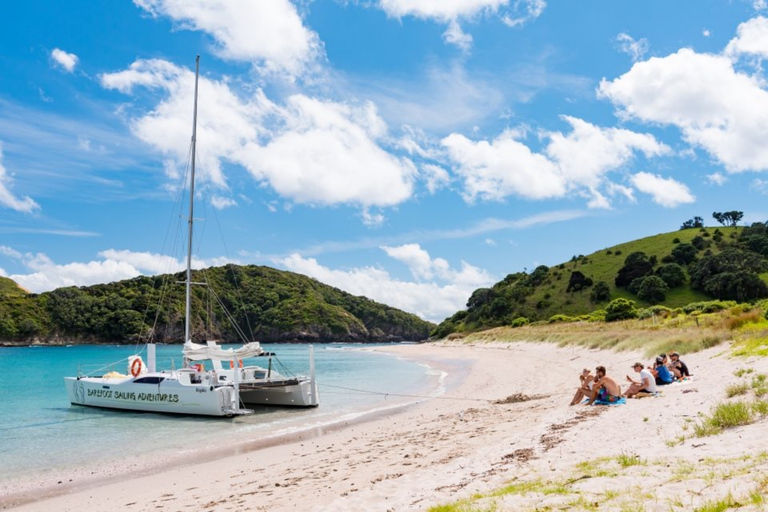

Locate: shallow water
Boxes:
[0,343,440,481]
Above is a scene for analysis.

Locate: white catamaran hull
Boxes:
[238,377,319,407]
[64,371,244,417]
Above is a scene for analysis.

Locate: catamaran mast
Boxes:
[185,55,200,346]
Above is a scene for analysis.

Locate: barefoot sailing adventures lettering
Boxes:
[86,388,179,403]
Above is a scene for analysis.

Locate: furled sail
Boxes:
[182,341,264,362]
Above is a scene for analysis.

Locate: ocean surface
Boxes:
[0,343,441,482]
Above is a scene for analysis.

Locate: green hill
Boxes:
[0,264,434,345]
[433,224,768,338]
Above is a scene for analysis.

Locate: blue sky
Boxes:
[2,0,768,322]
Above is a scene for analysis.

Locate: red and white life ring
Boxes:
[229,359,243,369]
[130,358,142,377]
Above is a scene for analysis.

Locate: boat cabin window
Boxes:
[133,376,165,384]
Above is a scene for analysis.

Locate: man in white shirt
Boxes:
[624,362,658,398]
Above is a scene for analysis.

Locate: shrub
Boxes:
[672,238,680,244]
[725,382,750,397]
[725,311,762,330]
[510,317,529,328]
[637,305,672,319]
[548,314,575,323]
[605,298,639,322]
[590,281,611,303]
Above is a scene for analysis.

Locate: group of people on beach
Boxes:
[569,352,691,406]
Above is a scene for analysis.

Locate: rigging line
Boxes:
[207,284,252,344]
[319,383,491,403]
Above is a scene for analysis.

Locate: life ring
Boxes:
[229,359,243,369]
[131,358,142,377]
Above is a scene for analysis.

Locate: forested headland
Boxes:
[0,264,434,345]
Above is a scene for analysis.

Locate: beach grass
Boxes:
[448,303,768,359]
[429,452,768,512]
[725,381,750,398]
[692,400,762,437]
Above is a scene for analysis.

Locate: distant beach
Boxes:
[3,341,767,511]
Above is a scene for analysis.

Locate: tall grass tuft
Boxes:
[725,382,750,398]
[693,401,755,437]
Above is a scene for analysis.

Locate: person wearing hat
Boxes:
[668,351,690,379]
[624,362,657,398]
[653,355,675,385]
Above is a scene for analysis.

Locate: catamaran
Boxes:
[64,56,318,416]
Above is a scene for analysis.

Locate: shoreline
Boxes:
[4,341,767,511]
[0,345,465,510]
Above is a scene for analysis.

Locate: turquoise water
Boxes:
[0,343,439,482]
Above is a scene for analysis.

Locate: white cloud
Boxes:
[485,238,496,246]
[279,246,495,322]
[616,33,649,62]
[377,0,544,49]
[441,117,667,206]
[725,16,768,59]
[361,208,386,227]
[708,172,727,185]
[102,59,416,211]
[1,247,235,293]
[545,116,670,188]
[422,164,451,194]
[630,172,695,208]
[442,130,564,201]
[51,48,79,72]
[599,47,768,173]
[133,0,320,76]
[0,144,40,213]
[752,178,768,194]
[502,0,547,27]
[210,195,237,210]
[378,0,510,22]
[703,29,711,37]
[443,19,473,52]
[237,96,416,207]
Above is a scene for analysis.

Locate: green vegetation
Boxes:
[434,223,768,339]
[692,400,766,437]
[0,265,434,344]
[429,452,768,512]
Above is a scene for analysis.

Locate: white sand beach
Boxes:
[3,341,767,511]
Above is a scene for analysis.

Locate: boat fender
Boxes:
[229,359,243,369]
[131,358,143,377]
[209,386,213,391]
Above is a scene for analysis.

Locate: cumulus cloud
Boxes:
[101,59,416,211]
[629,172,695,208]
[376,0,544,49]
[441,117,668,206]
[599,42,768,173]
[133,0,320,76]
[0,144,40,213]
[1,247,235,293]
[51,48,79,72]
[279,245,495,322]
[422,164,451,194]
[616,33,649,62]
[725,16,768,59]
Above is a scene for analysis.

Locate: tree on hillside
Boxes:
[615,252,654,287]
[680,216,704,230]
[656,263,686,287]
[689,248,768,302]
[670,243,698,265]
[566,271,593,292]
[713,211,744,227]
[590,281,611,303]
[637,275,668,304]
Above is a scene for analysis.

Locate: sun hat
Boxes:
[633,362,643,368]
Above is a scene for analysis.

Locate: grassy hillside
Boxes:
[433,225,768,337]
[0,264,435,344]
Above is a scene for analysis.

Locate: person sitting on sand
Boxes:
[624,362,657,398]
[653,356,675,385]
[667,351,690,379]
[586,366,622,405]
[569,368,596,406]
